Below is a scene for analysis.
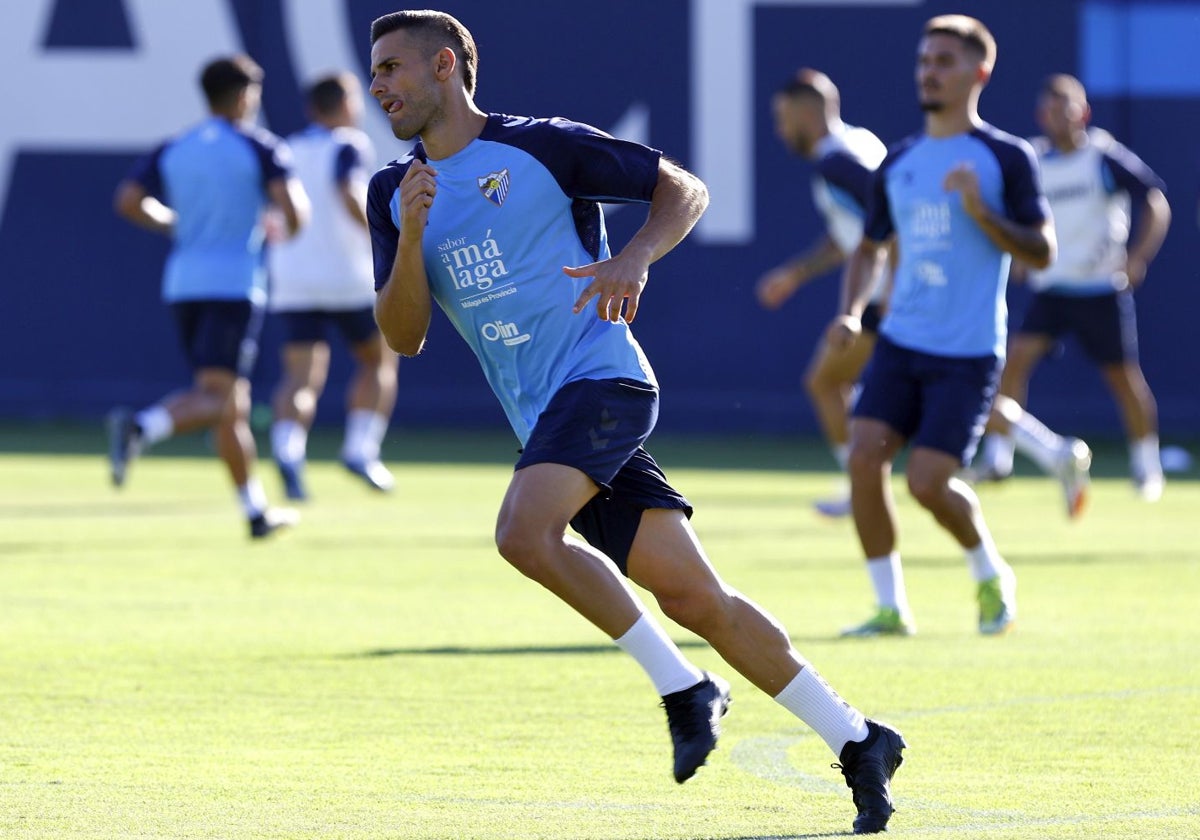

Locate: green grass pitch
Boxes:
[1,425,1197,839]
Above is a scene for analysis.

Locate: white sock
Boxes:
[774,664,869,756]
[1011,410,1065,474]
[965,540,1005,583]
[866,552,910,615]
[981,432,1015,474]
[832,443,850,470]
[271,419,307,465]
[237,478,269,519]
[614,613,705,697]
[134,406,173,447]
[343,410,388,463]
[1131,435,1162,479]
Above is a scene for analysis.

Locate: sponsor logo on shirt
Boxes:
[437,229,511,293]
[480,319,531,346]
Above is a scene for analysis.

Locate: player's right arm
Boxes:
[755,233,844,310]
[374,160,436,357]
[113,180,176,235]
[826,235,888,349]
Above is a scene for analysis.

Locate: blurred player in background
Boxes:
[268,71,399,501]
[367,10,904,834]
[972,74,1171,503]
[833,15,1054,637]
[109,54,309,539]
[756,69,888,517]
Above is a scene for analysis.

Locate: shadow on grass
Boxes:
[343,639,714,659]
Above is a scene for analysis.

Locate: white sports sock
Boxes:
[981,432,1015,474]
[832,443,850,470]
[271,419,307,465]
[614,613,705,697]
[343,410,388,462]
[965,540,1005,583]
[866,552,910,615]
[237,477,268,519]
[134,406,173,447]
[1131,434,1162,478]
[1011,410,1065,475]
[774,664,869,756]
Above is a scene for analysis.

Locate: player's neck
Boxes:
[924,106,980,138]
[421,102,488,161]
[1052,129,1088,154]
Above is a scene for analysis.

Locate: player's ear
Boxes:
[976,62,993,85]
[433,47,456,83]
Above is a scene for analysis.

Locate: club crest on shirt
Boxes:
[477,168,510,206]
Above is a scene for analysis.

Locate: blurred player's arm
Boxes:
[755,233,844,310]
[267,175,311,239]
[944,163,1056,269]
[113,180,176,236]
[1126,188,1170,287]
[338,177,370,231]
[826,235,889,349]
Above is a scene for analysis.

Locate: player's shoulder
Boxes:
[369,146,423,189]
[969,123,1039,172]
[879,132,922,169]
[235,121,288,151]
[330,124,373,152]
[482,112,610,145]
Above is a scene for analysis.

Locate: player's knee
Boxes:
[494,518,552,578]
[846,441,883,483]
[906,470,946,510]
[656,582,729,636]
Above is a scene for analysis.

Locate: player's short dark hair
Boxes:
[924,14,997,68]
[306,72,357,117]
[1041,73,1088,106]
[370,10,479,96]
[777,68,839,111]
[199,54,263,109]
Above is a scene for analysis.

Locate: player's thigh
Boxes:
[1003,332,1053,383]
[281,341,331,391]
[497,462,601,541]
[807,330,875,386]
[626,509,724,603]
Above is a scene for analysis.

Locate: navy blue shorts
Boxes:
[276,306,379,346]
[853,336,1000,465]
[515,378,692,575]
[170,300,263,377]
[1017,290,1137,366]
[861,301,884,335]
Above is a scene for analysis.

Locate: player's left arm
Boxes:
[564,156,708,323]
[1105,145,1171,287]
[267,175,311,239]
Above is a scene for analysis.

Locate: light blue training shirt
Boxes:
[368,114,661,445]
[865,124,1049,358]
[129,116,292,305]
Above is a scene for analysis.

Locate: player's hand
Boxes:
[756,265,802,310]
[825,314,862,351]
[398,160,438,239]
[943,162,985,219]
[1124,255,1148,288]
[563,251,650,323]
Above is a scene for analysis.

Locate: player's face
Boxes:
[370,30,441,140]
[772,94,818,157]
[1036,90,1086,142]
[916,34,980,113]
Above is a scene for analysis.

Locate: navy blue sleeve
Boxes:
[488,115,661,204]
[864,148,904,242]
[983,130,1050,226]
[126,143,167,198]
[242,127,292,187]
[817,150,874,210]
[1100,141,1165,202]
[368,162,408,291]
[333,141,364,185]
